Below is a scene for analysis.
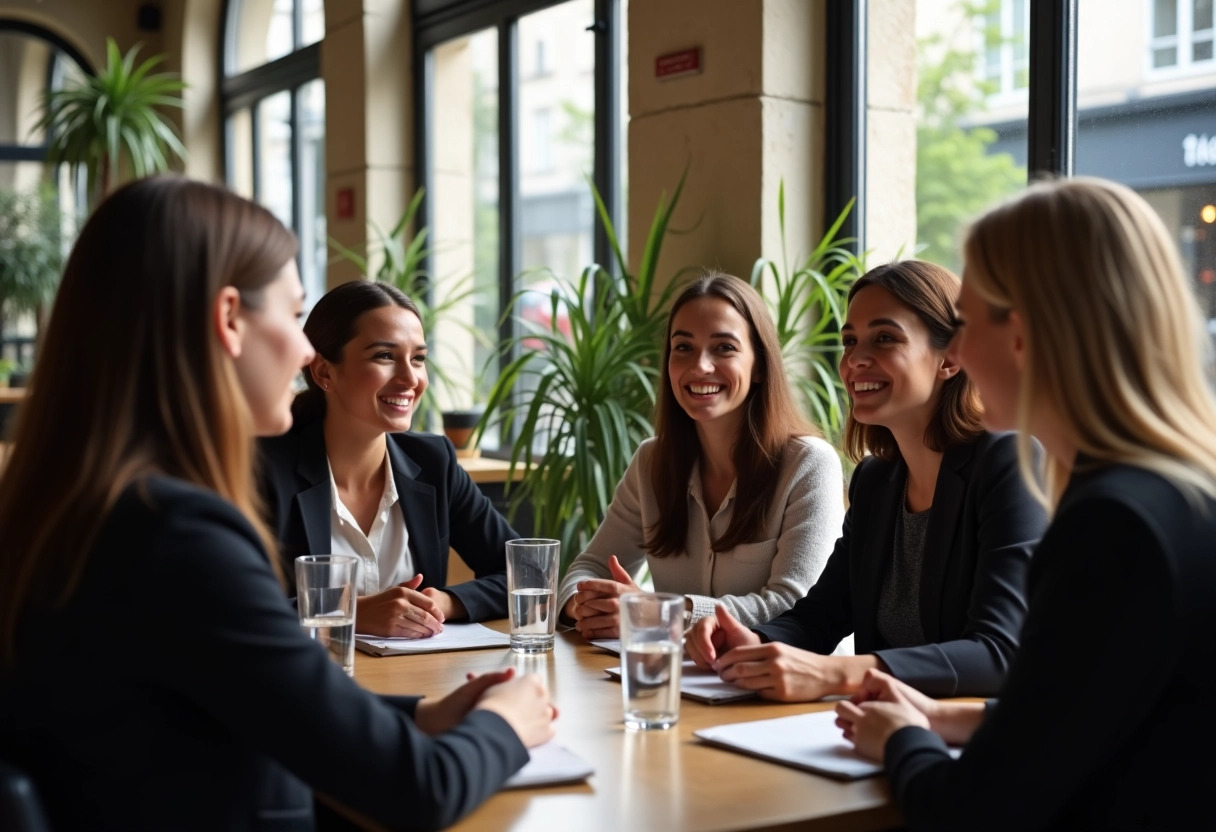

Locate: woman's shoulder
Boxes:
[785,434,842,471]
[110,476,259,538]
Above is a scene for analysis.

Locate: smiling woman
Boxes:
[258,280,518,638]
[558,272,846,640]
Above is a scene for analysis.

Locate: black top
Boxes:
[876,501,929,648]
[0,477,527,831]
[885,462,1216,830]
[753,432,1048,697]
[258,419,516,621]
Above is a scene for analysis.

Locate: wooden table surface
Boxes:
[354,622,902,832]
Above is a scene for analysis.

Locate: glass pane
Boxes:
[1156,0,1179,38]
[865,1,1028,271]
[1077,0,1216,341]
[297,79,326,309]
[517,0,595,303]
[1154,45,1180,66]
[230,0,295,75]
[257,91,293,227]
[301,0,325,48]
[1196,0,1213,32]
[0,33,56,145]
[227,107,255,198]
[1195,39,1214,61]
[430,29,499,422]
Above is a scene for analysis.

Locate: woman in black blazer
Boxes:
[836,178,1216,829]
[687,261,1047,700]
[259,280,515,638]
[0,177,554,831]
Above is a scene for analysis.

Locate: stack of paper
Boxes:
[603,661,757,704]
[502,741,594,789]
[354,623,510,656]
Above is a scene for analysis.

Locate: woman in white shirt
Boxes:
[559,272,845,639]
[260,280,516,638]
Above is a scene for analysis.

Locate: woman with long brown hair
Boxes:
[558,272,845,639]
[687,261,1046,701]
[0,176,554,831]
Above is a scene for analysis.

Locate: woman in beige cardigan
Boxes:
[559,273,845,640]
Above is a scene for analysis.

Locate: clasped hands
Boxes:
[562,555,643,639]
[356,574,467,639]
[414,667,559,749]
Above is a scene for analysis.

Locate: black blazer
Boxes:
[884,462,1216,830]
[0,477,527,831]
[753,432,1047,697]
[258,419,516,621]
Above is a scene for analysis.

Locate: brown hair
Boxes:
[291,280,422,424]
[0,176,297,661]
[842,260,984,463]
[645,272,819,557]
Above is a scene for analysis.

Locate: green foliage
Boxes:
[0,185,67,325]
[37,38,186,206]
[915,0,1025,269]
[329,188,490,432]
[750,184,865,446]
[480,172,691,570]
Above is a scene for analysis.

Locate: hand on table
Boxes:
[474,670,559,748]
[355,574,445,638]
[685,605,760,670]
[562,556,640,640]
[833,669,932,761]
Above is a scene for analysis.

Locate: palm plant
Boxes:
[329,188,490,433]
[36,38,186,206]
[750,184,865,446]
[479,173,691,569]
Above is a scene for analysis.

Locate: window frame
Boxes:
[1148,0,1216,75]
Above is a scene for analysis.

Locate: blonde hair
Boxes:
[0,176,295,662]
[962,177,1216,508]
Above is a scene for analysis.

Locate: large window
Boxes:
[222,0,326,305]
[1150,0,1214,71]
[415,0,627,443]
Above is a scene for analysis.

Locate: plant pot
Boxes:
[442,409,484,458]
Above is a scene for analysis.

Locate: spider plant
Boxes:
[36,38,186,207]
[479,173,691,569]
[750,183,865,446]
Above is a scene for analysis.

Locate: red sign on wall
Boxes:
[655,47,701,80]
[336,187,355,220]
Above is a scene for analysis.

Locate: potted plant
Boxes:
[478,173,690,570]
[0,184,67,352]
[0,359,15,388]
[36,38,186,207]
[330,188,491,436]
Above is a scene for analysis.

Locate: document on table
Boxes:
[354,623,510,656]
[695,710,962,780]
[604,660,757,704]
[589,638,621,654]
[502,741,594,789]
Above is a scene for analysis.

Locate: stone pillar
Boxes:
[627,0,825,284]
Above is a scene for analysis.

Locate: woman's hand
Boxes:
[715,643,877,702]
[474,672,559,748]
[414,668,517,735]
[355,574,445,638]
[833,669,933,761]
[564,556,640,640]
[421,587,467,622]
[685,605,760,669]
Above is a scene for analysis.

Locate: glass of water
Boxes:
[505,538,560,653]
[620,592,685,730]
[295,554,358,676]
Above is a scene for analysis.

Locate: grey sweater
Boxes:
[559,436,845,626]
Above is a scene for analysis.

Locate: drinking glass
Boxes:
[295,554,358,675]
[620,592,685,730]
[505,538,560,653]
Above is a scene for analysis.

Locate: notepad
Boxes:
[604,660,757,704]
[354,623,510,656]
[695,710,962,780]
[589,638,621,654]
[502,741,594,789]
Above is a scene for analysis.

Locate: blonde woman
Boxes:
[836,178,1216,830]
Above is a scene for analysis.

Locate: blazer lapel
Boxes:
[386,437,441,585]
[294,420,332,554]
[854,459,903,653]
[917,441,975,642]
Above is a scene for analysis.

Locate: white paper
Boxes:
[502,741,594,789]
[694,710,961,780]
[604,660,756,704]
[589,638,621,654]
[354,622,510,655]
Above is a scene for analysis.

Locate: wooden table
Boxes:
[354,623,902,832]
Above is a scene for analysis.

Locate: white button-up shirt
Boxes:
[328,453,413,596]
